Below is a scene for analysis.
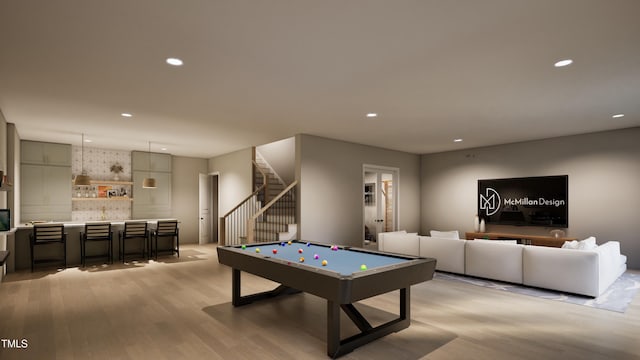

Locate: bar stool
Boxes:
[119,221,149,262]
[150,220,179,260]
[80,222,113,266]
[30,223,67,272]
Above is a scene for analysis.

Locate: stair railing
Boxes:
[247,181,297,243]
[219,162,267,246]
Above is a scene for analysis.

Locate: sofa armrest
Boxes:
[379,232,419,256]
[377,231,406,252]
[595,241,627,293]
[523,246,599,296]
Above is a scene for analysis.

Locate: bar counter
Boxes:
[5,219,177,272]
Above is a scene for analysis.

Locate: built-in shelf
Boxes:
[72,197,133,201]
[72,180,133,185]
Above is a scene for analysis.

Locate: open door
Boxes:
[199,174,218,244]
[363,166,398,248]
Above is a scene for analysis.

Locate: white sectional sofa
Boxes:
[377,231,627,297]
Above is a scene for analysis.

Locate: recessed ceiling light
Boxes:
[453,138,463,143]
[84,139,93,143]
[161,147,168,151]
[612,113,625,118]
[366,113,378,118]
[166,57,183,66]
[554,59,573,68]
[121,113,132,118]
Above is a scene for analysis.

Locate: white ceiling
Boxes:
[1,1,639,158]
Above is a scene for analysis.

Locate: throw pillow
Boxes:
[562,240,579,249]
[430,230,459,239]
[577,236,598,250]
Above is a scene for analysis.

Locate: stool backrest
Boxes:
[123,221,148,237]
[156,220,178,236]
[33,223,65,243]
[84,222,112,240]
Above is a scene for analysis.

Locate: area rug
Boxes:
[434,271,640,313]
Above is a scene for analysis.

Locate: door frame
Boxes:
[362,164,399,247]
[199,172,219,245]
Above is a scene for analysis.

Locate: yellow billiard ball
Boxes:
[321,260,328,266]
[299,257,305,263]
[255,248,260,253]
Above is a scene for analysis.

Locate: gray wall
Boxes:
[257,137,295,185]
[208,147,253,216]
[297,134,421,247]
[172,156,208,244]
[420,127,640,269]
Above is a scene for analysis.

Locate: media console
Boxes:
[465,231,576,247]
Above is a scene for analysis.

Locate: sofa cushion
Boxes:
[465,240,524,284]
[430,230,460,239]
[419,236,466,274]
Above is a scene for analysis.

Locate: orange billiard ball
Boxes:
[299,257,305,263]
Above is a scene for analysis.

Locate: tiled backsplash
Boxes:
[72,146,132,221]
[72,146,131,181]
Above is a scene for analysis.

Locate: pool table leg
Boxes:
[231,268,301,307]
[327,288,411,358]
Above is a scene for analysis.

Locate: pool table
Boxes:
[217,240,436,358]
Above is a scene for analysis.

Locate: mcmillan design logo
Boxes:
[480,187,567,217]
[479,187,501,217]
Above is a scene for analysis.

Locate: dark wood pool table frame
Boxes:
[217,241,436,358]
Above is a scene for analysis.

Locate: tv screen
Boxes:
[0,209,9,231]
[478,175,568,228]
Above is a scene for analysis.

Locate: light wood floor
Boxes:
[1,244,639,360]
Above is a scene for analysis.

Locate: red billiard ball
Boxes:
[272,249,278,254]
[298,248,303,254]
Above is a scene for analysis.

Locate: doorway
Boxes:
[199,174,218,245]
[363,165,398,248]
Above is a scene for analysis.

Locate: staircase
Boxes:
[220,150,297,246]
[252,152,296,242]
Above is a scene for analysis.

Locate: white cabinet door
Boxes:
[21,141,71,166]
[21,164,72,221]
[132,151,171,172]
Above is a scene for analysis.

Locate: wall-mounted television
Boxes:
[478,175,568,228]
[0,209,10,231]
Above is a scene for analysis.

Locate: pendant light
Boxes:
[142,141,157,188]
[74,133,91,186]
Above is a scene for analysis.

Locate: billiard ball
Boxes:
[241,245,246,250]
[306,242,311,247]
[360,264,367,271]
[299,257,305,263]
[313,254,319,260]
[321,260,328,266]
[255,248,260,253]
[298,248,303,254]
[272,249,278,254]
[287,241,292,246]
[280,242,286,247]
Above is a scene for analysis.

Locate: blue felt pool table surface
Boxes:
[239,241,407,276]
